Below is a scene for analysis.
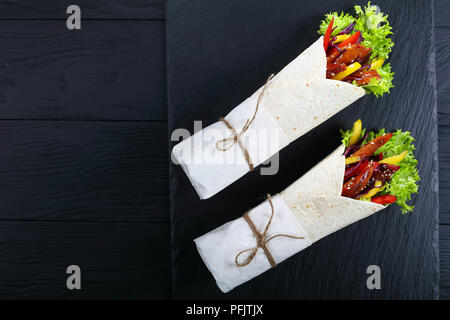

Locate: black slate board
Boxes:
[167,0,439,299]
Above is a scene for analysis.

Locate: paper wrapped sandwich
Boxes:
[172,3,394,199]
[195,120,419,293]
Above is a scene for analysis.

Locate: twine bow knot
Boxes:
[216,74,275,171]
[235,194,305,268]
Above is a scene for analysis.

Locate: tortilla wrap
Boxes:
[172,37,366,199]
[194,145,384,293]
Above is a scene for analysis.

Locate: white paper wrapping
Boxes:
[172,97,290,199]
[172,37,366,199]
[195,145,385,293]
[194,194,312,293]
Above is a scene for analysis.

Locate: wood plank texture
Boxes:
[0,220,170,299]
[436,28,450,93]
[440,225,450,299]
[0,121,169,222]
[0,0,165,20]
[0,0,171,299]
[167,0,439,299]
[437,27,450,225]
[0,20,166,120]
[435,0,450,27]
[435,0,450,299]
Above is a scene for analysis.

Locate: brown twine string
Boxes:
[235,194,305,268]
[216,74,275,171]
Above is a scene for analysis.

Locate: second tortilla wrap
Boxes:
[280,145,384,242]
[195,145,385,292]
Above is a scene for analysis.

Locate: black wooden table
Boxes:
[0,0,448,299]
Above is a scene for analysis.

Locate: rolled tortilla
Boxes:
[194,145,384,293]
[172,37,366,199]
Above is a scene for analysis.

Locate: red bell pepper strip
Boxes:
[323,17,334,52]
[338,30,361,48]
[328,30,361,55]
[371,195,397,205]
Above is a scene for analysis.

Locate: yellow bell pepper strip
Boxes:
[332,62,361,81]
[370,58,385,70]
[359,180,383,200]
[333,34,350,43]
[348,119,362,146]
[323,17,334,52]
[345,156,361,165]
[379,150,408,165]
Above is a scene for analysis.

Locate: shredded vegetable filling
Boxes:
[318,2,394,96]
[340,119,420,214]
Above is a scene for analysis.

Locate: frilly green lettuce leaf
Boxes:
[354,3,394,60]
[318,11,355,36]
[377,130,420,214]
[361,63,394,97]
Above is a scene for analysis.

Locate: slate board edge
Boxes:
[430,0,441,299]
[166,0,178,299]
